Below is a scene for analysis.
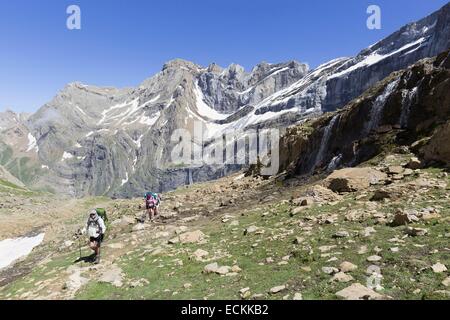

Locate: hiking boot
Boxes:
[94,254,101,264]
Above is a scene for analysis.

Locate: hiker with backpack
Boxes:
[144,192,161,221]
[84,209,107,264]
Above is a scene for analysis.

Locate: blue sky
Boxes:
[0,0,448,113]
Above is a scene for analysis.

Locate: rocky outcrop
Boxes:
[278,50,450,176]
[324,168,387,193]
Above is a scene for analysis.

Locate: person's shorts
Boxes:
[89,234,104,246]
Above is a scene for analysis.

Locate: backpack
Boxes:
[87,218,101,238]
[145,192,159,207]
[96,208,108,222]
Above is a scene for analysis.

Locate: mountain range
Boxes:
[0,2,449,198]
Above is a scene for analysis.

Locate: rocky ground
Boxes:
[0,150,449,300]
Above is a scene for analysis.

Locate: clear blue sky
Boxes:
[0,0,448,113]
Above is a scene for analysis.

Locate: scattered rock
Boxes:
[390,209,419,226]
[387,166,404,175]
[293,236,304,244]
[290,207,306,216]
[406,157,422,170]
[404,227,428,237]
[244,226,259,235]
[322,267,339,275]
[191,249,209,261]
[293,292,303,300]
[231,265,242,273]
[361,227,376,237]
[339,261,358,273]
[177,230,206,244]
[431,263,447,273]
[269,285,286,294]
[98,265,124,287]
[367,255,382,262]
[336,283,385,300]
[324,168,387,193]
[333,231,350,238]
[331,272,354,283]
[442,277,450,287]
[203,262,231,275]
[203,262,219,274]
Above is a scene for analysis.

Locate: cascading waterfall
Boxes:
[399,86,418,128]
[312,114,340,172]
[365,78,400,134]
[188,168,193,185]
[326,153,343,172]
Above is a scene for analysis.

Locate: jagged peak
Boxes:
[162,59,201,72]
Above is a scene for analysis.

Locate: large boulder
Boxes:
[420,122,450,165]
[324,168,387,193]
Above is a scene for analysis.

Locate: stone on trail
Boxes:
[269,285,286,294]
[65,269,89,292]
[98,265,124,287]
[431,263,447,273]
[336,283,385,300]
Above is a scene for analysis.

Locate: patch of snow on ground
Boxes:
[0,233,45,270]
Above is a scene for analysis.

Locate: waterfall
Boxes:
[365,79,400,134]
[188,168,193,185]
[312,114,340,172]
[399,87,418,128]
[326,153,343,172]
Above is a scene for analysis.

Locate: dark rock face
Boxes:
[278,51,450,176]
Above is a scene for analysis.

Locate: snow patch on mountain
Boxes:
[26,133,39,153]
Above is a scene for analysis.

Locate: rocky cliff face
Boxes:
[278,50,450,177]
[0,3,449,197]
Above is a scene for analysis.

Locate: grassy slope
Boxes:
[0,164,449,300]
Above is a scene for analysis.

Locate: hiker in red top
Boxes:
[144,192,161,221]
